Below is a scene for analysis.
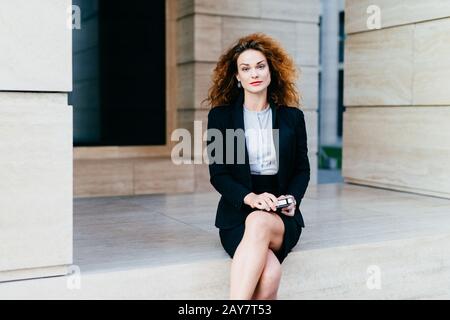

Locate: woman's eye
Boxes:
[242,68,249,71]
[258,64,265,69]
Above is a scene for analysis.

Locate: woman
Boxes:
[205,33,310,300]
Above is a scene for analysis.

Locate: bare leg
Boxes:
[251,249,282,300]
[229,211,284,300]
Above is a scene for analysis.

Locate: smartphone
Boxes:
[276,196,295,209]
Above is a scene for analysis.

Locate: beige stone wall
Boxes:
[0,0,72,91]
[343,0,450,197]
[176,0,321,191]
[0,1,73,281]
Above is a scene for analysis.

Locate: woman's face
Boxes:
[236,49,271,94]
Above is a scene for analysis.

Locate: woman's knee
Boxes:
[244,211,272,238]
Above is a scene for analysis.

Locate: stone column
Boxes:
[343,0,450,198]
[0,0,73,282]
[319,0,340,147]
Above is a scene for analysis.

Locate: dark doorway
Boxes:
[71,0,166,146]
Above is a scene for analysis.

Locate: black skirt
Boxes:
[219,174,302,264]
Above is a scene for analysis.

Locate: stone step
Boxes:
[1,232,450,299]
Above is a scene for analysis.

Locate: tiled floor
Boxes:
[74,183,450,273]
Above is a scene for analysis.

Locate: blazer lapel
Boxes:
[269,100,285,190]
[232,93,252,188]
[232,92,245,135]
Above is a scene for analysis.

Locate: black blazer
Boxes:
[207,93,310,230]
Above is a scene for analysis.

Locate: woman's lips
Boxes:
[250,81,263,86]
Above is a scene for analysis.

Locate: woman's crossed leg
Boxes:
[229,210,285,300]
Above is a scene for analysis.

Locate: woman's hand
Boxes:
[244,192,278,212]
[277,195,296,217]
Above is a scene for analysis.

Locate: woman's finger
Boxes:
[281,202,295,214]
[282,207,294,216]
[269,193,279,205]
[261,194,274,211]
[255,199,266,210]
[255,200,265,210]
[262,198,273,211]
[265,197,276,211]
[264,192,277,202]
[266,194,278,211]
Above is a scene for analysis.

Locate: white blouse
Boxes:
[243,104,279,175]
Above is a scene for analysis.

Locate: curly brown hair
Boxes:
[204,33,301,108]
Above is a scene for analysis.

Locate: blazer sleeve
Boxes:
[207,108,252,210]
[286,109,310,210]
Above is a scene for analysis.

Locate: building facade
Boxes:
[2,0,449,284]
